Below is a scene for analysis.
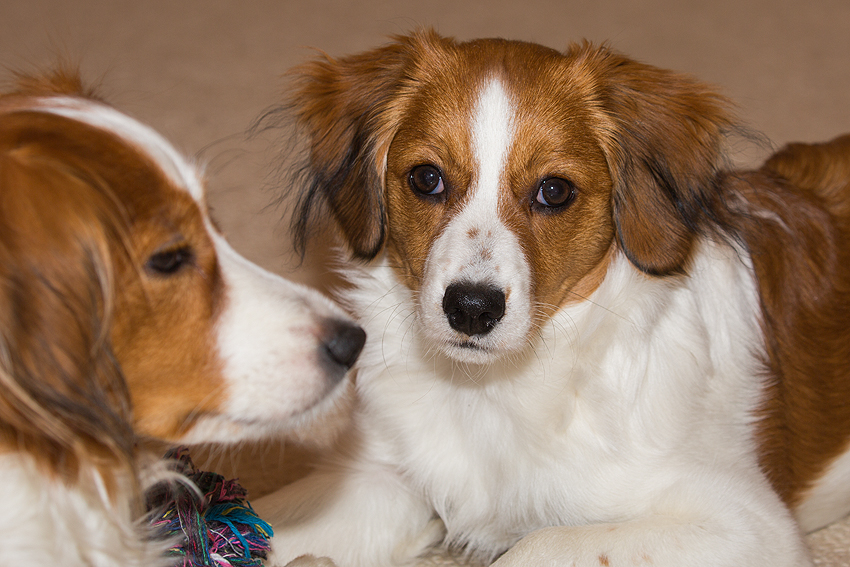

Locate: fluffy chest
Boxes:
[348,244,766,552]
[356,332,675,554]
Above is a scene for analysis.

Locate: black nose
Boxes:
[323,320,367,370]
[442,282,506,337]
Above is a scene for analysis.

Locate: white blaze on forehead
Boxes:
[470,77,514,207]
[418,77,533,361]
[448,76,518,285]
[35,97,206,201]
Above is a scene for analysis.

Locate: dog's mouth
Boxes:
[453,339,483,349]
[170,374,352,446]
[437,337,506,367]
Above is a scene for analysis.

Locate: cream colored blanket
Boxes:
[417,517,850,565]
[809,516,850,566]
[285,516,850,566]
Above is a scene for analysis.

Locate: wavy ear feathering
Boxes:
[577,43,739,275]
[0,135,136,485]
[285,30,457,260]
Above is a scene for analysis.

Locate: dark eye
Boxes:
[534,177,577,209]
[146,246,193,275]
[408,164,445,197]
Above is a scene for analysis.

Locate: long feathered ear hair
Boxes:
[0,110,137,489]
[278,30,448,260]
[574,43,739,275]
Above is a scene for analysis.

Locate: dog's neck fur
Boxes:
[340,238,769,559]
[0,451,170,566]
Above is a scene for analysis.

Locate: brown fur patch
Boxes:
[723,135,850,507]
[0,95,226,484]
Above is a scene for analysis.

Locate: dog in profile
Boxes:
[0,69,364,566]
[256,30,850,567]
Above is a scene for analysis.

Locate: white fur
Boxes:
[188,231,353,444]
[0,453,172,567]
[260,240,809,567]
[258,77,812,567]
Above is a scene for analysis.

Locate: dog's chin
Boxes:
[431,338,512,368]
[177,379,354,448]
[420,320,521,368]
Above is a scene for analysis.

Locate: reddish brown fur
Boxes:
[378,40,618,310]
[9,64,102,100]
[723,135,850,506]
[0,75,227,485]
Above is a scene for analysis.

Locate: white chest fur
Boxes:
[347,240,769,555]
[0,453,168,567]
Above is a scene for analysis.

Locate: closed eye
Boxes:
[146,245,193,276]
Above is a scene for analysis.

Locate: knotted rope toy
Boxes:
[146,447,274,567]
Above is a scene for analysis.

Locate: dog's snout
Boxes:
[323,320,367,371]
[442,282,506,337]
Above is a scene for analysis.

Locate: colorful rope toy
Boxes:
[146,447,274,567]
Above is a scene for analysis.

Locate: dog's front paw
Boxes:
[284,555,338,567]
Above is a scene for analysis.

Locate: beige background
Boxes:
[2,0,847,281]
[1,0,849,563]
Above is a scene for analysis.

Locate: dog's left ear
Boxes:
[0,141,135,481]
[583,46,736,275]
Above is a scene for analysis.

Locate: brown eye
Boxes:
[409,164,445,196]
[534,177,576,210]
[146,245,193,275]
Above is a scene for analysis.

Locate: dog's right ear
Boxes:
[287,35,424,260]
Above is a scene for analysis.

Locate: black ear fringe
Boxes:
[249,96,388,264]
[257,34,431,263]
[247,104,315,263]
[583,42,760,275]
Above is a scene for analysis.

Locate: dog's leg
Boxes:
[491,473,810,567]
[257,458,442,567]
